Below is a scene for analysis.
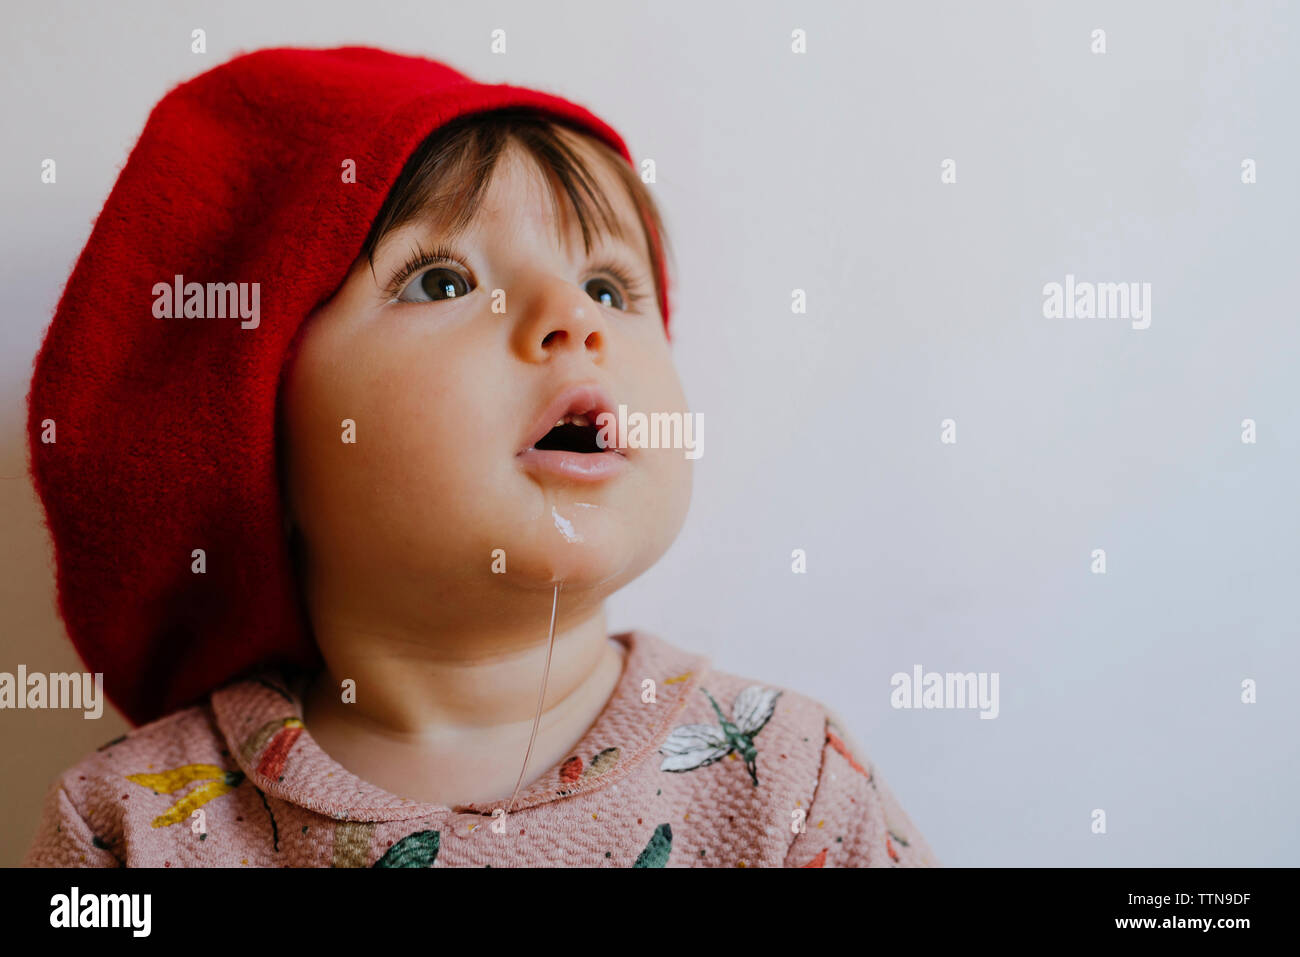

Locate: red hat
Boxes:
[26,46,671,728]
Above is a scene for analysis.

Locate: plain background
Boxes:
[2,0,1297,867]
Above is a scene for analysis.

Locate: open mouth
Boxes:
[533,412,606,454]
[517,383,628,483]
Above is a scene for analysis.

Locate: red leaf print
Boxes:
[825,729,869,779]
[887,836,899,862]
[800,847,828,868]
[257,725,303,779]
[560,756,583,784]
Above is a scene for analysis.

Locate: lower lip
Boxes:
[516,448,629,482]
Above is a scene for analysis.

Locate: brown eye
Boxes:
[584,277,624,310]
[397,267,472,303]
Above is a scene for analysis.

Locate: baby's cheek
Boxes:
[643,444,693,544]
[630,369,695,554]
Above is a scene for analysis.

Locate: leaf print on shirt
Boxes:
[800,847,828,868]
[332,821,375,868]
[582,746,620,779]
[240,717,305,781]
[373,830,440,868]
[632,823,672,867]
[826,718,921,866]
[659,686,782,787]
[825,725,870,780]
[558,747,621,795]
[126,763,245,828]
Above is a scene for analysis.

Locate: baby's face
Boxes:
[280,134,691,620]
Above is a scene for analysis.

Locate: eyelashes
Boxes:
[384,242,470,302]
[383,241,651,310]
[590,260,650,310]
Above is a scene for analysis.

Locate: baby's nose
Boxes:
[513,281,607,363]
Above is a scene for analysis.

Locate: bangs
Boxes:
[361,107,672,321]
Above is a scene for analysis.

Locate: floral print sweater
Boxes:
[24,630,939,868]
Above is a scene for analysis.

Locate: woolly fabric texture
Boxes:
[24,631,939,868]
[25,46,672,729]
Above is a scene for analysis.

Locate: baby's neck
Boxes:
[297,607,626,808]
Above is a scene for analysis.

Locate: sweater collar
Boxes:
[210,630,709,822]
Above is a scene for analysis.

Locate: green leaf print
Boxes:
[373,830,441,868]
[632,823,672,868]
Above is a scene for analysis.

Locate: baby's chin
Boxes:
[489,500,645,593]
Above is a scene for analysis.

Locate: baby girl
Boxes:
[24,46,937,868]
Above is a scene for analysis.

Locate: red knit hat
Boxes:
[26,46,671,728]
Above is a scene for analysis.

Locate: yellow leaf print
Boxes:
[581,747,620,780]
[127,763,226,794]
[126,763,245,828]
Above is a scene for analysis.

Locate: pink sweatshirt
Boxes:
[24,630,939,868]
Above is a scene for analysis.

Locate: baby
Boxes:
[23,46,937,868]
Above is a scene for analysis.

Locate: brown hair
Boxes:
[360,106,673,323]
